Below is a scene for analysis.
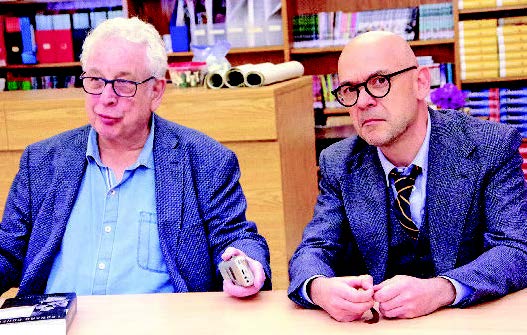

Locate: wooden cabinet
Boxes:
[0,76,318,290]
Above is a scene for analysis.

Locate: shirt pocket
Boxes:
[137,211,168,273]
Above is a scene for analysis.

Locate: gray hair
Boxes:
[80,17,168,78]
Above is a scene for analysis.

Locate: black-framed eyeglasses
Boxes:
[331,66,417,107]
[80,73,156,98]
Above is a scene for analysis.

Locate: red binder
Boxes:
[0,16,6,66]
[53,29,74,62]
[35,29,55,64]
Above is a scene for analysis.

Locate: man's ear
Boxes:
[150,78,166,111]
[415,66,431,101]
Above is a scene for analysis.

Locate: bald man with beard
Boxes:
[288,31,527,322]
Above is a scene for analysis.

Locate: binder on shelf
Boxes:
[52,14,74,63]
[226,0,248,48]
[72,12,90,61]
[263,0,283,46]
[89,11,107,29]
[0,16,7,67]
[4,16,23,65]
[34,14,55,64]
[169,0,189,52]
[107,9,124,19]
[19,17,37,64]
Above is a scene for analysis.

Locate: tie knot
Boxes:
[389,165,422,185]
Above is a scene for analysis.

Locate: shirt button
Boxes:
[98,262,106,270]
[104,226,112,233]
[109,189,117,196]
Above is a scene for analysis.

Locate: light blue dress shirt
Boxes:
[46,119,174,295]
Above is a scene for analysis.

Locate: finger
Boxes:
[361,275,374,290]
[246,258,265,290]
[377,295,403,314]
[221,247,245,261]
[379,304,408,319]
[346,287,375,303]
[373,281,401,303]
[223,279,260,297]
[334,298,375,315]
[342,275,373,289]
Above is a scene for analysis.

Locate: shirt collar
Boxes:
[377,110,431,186]
[86,116,155,170]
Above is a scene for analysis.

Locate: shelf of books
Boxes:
[0,0,288,91]
[457,1,527,178]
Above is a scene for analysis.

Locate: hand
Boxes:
[373,275,456,319]
[310,275,375,322]
[220,247,265,298]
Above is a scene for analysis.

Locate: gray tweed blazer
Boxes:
[0,114,271,295]
[288,108,527,308]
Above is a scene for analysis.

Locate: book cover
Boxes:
[4,16,23,65]
[0,292,77,335]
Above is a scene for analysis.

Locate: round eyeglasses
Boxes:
[331,66,417,107]
[80,74,156,98]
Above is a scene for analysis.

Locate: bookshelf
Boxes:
[457,4,527,86]
[1,1,526,85]
[1,2,526,144]
[285,0,460,85]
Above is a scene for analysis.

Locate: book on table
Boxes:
[0,292,77,335]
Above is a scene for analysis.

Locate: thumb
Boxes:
[341,275,373,290]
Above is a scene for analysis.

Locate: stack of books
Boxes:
[459,19,499,80]
[499,87,527,137]
[464,86,527,138]
[418,2,454,40]
[497,16,527,78]
[460,0,527,9]
[293,7,419,48]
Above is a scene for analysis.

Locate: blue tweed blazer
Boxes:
[288,108,527,308]
[0,114,271,295]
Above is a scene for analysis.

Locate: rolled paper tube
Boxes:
[224,68,246,88]
[205,71,226,89]
[245,61,304,87]
[225,63,274,88]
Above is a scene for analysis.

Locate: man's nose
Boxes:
[355,86,376,109]
[99,82,118,100]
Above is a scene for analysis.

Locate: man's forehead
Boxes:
[338,66,390,85]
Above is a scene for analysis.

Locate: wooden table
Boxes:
[67,289,527,334]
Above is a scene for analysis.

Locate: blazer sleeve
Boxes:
[0,148,32,294]
[287,150,352,308]
[198,150,272,290]
[442,127,527,306]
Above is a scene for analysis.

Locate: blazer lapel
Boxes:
[50,128,89,243]
[427,110,479,274]
[152,115,185,289]
[341,144,389,283]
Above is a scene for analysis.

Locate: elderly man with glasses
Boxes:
[0,17,271,297]
[288,31,527,322]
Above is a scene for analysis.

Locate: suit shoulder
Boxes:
[435,109,521,152]
[24,125,90,158]
[154,115,235,159]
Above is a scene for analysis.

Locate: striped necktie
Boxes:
[389,165,422,240]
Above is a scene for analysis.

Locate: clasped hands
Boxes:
[310,274,456,322]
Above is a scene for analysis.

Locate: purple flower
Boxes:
[430,83,467,110]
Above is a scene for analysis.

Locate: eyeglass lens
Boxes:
[336,75,391,107]
[82,77,138,97]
